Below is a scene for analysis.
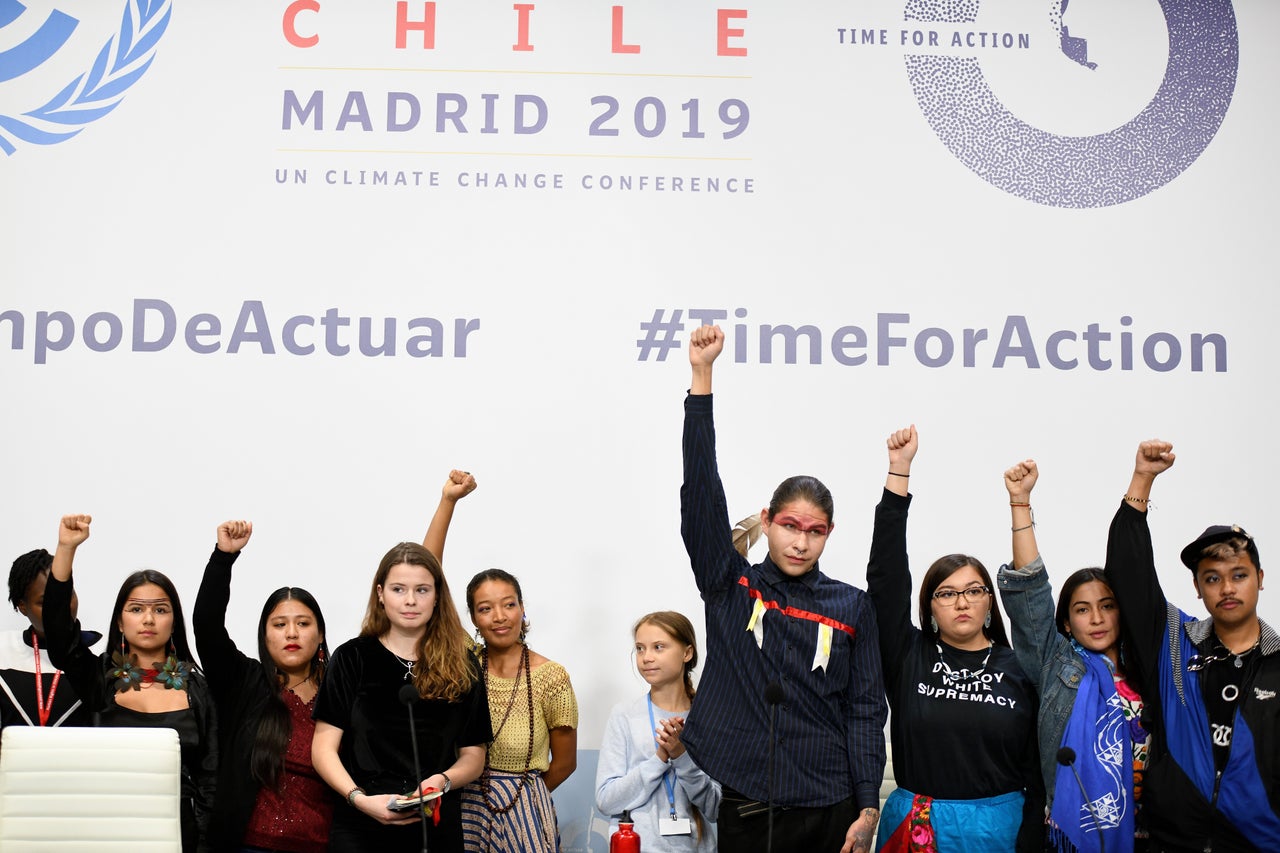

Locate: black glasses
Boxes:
[932,586,992,606]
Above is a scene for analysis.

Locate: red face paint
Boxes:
[771,512,830,537]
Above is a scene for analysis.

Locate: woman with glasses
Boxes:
[997,460,1149,853]
[866,426,1042,852]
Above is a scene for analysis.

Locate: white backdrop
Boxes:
[3,1,1278,812]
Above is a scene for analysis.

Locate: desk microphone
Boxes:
[399,682,431,853]
[1056,747,1104,853]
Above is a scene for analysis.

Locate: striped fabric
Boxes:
[460,770,560,852]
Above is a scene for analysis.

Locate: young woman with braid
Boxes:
[595,611,720,852]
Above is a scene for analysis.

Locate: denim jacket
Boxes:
[997,555,1082,803]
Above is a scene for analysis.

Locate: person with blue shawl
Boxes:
[997,459,1149,853]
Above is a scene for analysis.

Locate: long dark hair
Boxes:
[1054,567,1105,635]
[108,570,195,662]
[250,587,329,790]
[917,554,1011,648]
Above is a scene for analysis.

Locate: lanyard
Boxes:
[31,634,62,727]
[646,694,679,818]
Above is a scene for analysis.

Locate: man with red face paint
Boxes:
[1105,439,1280,852]
[679,324,887,853]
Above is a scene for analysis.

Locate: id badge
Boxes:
[659,817,692,836]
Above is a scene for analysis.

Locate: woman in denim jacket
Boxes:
[997,460,1149,853]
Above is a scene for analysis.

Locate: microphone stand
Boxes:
[400,682,431,853]
[1056,747,1104,853]
[764,681,785,853]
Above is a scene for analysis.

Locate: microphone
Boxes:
[399,682,431,853]
[1056,748,1104,853]
[764,682,785,853]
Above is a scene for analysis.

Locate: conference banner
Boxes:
[3,2,1276,847]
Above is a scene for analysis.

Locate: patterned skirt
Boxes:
[460,769,561,853]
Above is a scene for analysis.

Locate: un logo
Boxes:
[905,0,1239,207]
[0,0,171,156]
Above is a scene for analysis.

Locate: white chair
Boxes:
[0,725,182,852]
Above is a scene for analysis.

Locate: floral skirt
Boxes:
[460,769,560,853]
[877,787,1023,853]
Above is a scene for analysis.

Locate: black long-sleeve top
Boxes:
[866,489,1042,852]
[43,572,218,852]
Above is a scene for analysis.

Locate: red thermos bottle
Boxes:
[610,809,640,852]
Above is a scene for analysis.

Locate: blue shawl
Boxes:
[1047,645,1133,853]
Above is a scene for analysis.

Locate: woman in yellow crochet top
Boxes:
[460,567,579,851]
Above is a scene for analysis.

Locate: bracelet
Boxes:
[1012,523,1035,533]
[439,772,452,793]
[1009,501,1030,507]
[887,471,909,478]
[346,786,365,807]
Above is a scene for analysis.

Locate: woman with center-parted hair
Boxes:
[311,537,492,852]
[866,427,1042,853]
[192,519,336,853]
[43,514,218,852]
[997,460,1150,853]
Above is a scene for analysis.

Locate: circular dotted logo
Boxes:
[904,0,1239,207]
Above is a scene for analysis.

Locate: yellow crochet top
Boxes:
[486,659,578,773]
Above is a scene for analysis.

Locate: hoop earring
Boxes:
[984,612,992,628]
[929,616,938,633]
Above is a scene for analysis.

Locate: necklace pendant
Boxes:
[1235,656,1243,668]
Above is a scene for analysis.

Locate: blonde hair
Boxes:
[361,542,476,701]
[633,610,706,841]
[634,610,699,701]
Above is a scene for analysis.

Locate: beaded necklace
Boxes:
[479,643,534,817]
